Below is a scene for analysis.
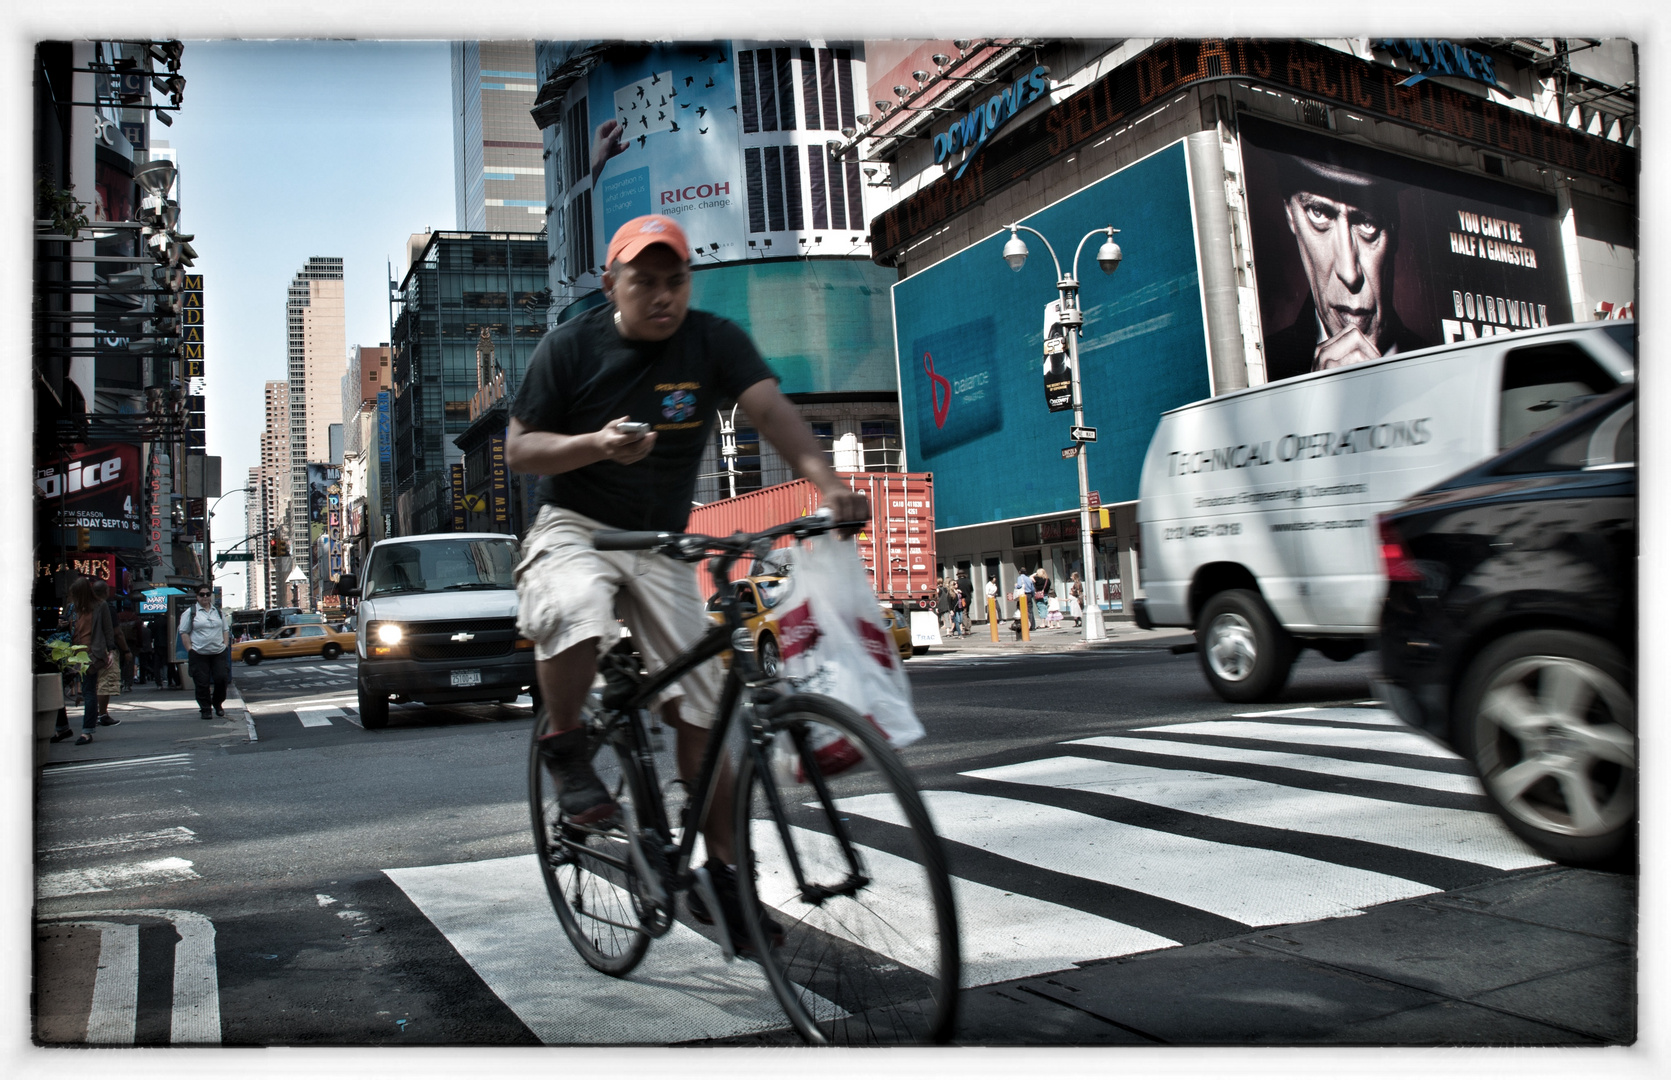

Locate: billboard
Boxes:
[1240,116,1574,384]
[306,464,340,543]
[894,141,1212,530]
[35,443,144,544]
[589,44,749,256]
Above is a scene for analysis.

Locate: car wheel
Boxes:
[1456,630,1635,868]
[242,649,262,666]
[358,675,390,730]
[322,642,342,660]
[912,644,931,656]
[759,635,782,679]
[1195,589,1294,703]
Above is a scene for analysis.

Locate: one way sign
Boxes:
[1070,426,1097,443]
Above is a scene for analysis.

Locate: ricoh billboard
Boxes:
[1239,116,1576,383]
[572,42,870,269]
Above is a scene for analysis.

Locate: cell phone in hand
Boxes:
[616,421,651,437]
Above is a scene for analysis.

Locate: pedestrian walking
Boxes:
[117,608,139,693]
[134,618,154,685]
[956,572,974,634]
[1031,568,1051,627]
[984,576,998,625]
[1013,572,1036,636]
[1069,571,1085,628]
[178,586,231,719]
[93,581,126,726]
[52,576,117,746]
[1046,591,1063,628]
[936,578,955,635]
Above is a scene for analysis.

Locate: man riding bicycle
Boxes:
[504,213,869,953]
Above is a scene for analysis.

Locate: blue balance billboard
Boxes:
[893,140,1212,530]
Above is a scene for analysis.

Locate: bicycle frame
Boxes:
[589,547,774,898]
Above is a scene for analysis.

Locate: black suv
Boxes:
[1379,383,1635,867]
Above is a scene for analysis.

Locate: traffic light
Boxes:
[76,527,91,551]
[275,537,289,558]
[268,538,279,558]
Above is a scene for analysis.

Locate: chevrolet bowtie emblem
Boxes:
[451,632,475,642]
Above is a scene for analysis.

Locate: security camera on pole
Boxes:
[1001,222,1123,642]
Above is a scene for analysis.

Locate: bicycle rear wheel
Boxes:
[528,702,653,976]
[735,694,959,1044]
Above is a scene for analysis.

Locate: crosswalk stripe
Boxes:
[964,756,1547,871]
[82,922,139,1045]
[384,854,811,1044]
[1232,707,1406,727]
[841,790,1433,926]
[1068,735,1480,794]
[756,822,1176,984]
[1140,720,1456,759]
[44,754,193,776]
[296,708,340,728]
[37,856,200,899]
[39,827,198,859]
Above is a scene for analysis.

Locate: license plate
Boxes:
[450,669,482,687]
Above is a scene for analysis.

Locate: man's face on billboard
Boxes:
[1284,189,1395,361]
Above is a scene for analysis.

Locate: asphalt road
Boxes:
[32,646,1635,1048]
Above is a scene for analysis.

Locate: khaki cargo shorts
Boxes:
[514,505,722,727]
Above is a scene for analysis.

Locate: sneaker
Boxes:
[537,726,618,825]
[97,715,121,728]
[687,859,785,956]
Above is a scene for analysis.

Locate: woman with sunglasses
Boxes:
[178,586,231,719]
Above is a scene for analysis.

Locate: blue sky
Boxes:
[168,41,456,605]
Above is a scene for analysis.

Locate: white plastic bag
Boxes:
[772,530,925,778]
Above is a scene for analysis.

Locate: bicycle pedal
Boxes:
[690,865,735,963]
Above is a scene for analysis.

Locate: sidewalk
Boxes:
[913,618,1196,659]
[39,674,252,767]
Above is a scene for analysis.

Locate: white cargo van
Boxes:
[338,532,537,729]
[1134,321,1634,701]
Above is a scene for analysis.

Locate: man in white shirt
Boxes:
[178,587,230,718]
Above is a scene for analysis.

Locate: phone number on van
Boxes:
[1163,523,1244,540]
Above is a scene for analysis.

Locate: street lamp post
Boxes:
[1001,222,1123,642]
[203,486,253,595]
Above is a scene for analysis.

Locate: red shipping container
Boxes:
[686,473,935,608]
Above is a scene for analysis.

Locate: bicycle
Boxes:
[527,513,960,1045]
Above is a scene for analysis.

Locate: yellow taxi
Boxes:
[706,574,913,677]
[237,622,358,665]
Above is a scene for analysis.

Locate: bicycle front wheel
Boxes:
[735,694,959,1044]
[528,703,652,976]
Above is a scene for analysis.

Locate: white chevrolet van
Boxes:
[1134,322,1635,702]
[339,532,536,728]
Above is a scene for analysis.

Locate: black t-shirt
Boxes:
[510,304,776,531]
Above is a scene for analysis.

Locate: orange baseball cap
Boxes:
[605,215,691,268]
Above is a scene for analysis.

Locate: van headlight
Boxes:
[366,620,406,657]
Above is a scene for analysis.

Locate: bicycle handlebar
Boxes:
[592,512,868,563]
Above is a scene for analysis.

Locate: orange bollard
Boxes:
[1019,594,1030,641]
[988,596,1000,642]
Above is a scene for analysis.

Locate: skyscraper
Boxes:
[452,42,546,231]
[286,258,345,604]
[254,379,289,608]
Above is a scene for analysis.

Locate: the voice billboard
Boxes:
[34,443,143,536]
